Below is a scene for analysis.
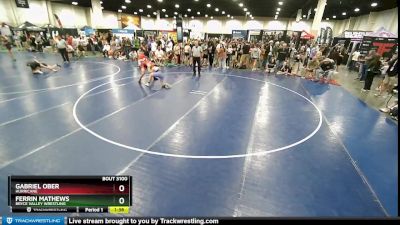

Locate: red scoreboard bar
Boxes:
[8,176,132,213]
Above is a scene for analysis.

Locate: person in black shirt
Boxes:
[276,43,289,70]
[239,42,250,68]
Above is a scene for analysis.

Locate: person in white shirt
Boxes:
[251,44,261,71]
[191,41,202,76]
[349,50,361,71]
[166,40,173,53]
[155,46,165,65]
[102,41,111,58]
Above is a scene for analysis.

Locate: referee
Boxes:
[192,41,202,76]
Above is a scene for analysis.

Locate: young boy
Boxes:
[138,52,170,89]
[27,58,61,74]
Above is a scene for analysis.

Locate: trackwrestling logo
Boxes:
[2,217,64,225]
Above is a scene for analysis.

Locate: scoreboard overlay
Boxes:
[8,176,132,214]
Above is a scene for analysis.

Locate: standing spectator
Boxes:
[184,42,191,66]
[276,43,289,71]
[0,22,12,42]
[123,37,132,60]
[54,35,70,63]
[218,44,227,69]
[239,42,250,68]
[208,41,215,68]
[1,36,16,61]
[375,53,398,97]
[192,41,202,76]
[349,49,361,71]
[362,50,381,91]
[173,42,181,64]
[250,44,261,71]
[13,32,22,51]
[226,44,233,69]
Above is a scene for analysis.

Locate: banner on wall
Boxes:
[318,28,325,44]
[112,29,135,39]
[325,27,332,44]
[121,15,141,29]
[54,14,63,29]
[176,17,183,42]
[232,30,248,39]
[360,36,398,56]
[15,0,29,8]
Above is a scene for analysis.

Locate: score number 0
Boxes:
[118,185,126,205]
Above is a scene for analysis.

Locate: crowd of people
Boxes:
[1,23,397,94]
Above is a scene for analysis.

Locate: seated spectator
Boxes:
[305,57,320,79]
[265,56,277,73]
[129,50,138,61]
[279,60,292,75]
[103,42,111,58]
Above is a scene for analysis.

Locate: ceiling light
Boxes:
[342,12,346,15]
[101,6,104,9]
[174,12,178,15]
[314,8,317,11]
[100,1,103,4]
[215,8,219,12]
[210,16,214,19]
[184,14,187,17]
[207,4,211,8]
[227,14,230,17]
[303,15,306,18]
[165,14,168,17]
[197,11,200,15]
[276,11,279,14]
[371,2,377,7]
[173,16,176,18]
[175,4,179,8]
[231,16,234,19]
[354,8,360,12]
[134,12,137,14]
[125,0,131,3]
[244,8,247,11]
[153,12,157,15]
[147,14,150,17]
[191,16,194,19]
[194,0,199,1]
[239,3,243,7]
[205,14,208,17]
[72,1,78,5]
[278,1,283,5]
[326,18,329,20]
[188,8,191,12]
[158,0,163,2]
[121,5,126,9]
[222,11,225,14]
[147,5,152,9]
[246,12,250,15]
[162,9,166,12]
[118,9,122,12]
[139,9,143,12]
[277,8,281,11]
[332,15,336,18]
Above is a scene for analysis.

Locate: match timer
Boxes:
[8,176,132,213]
